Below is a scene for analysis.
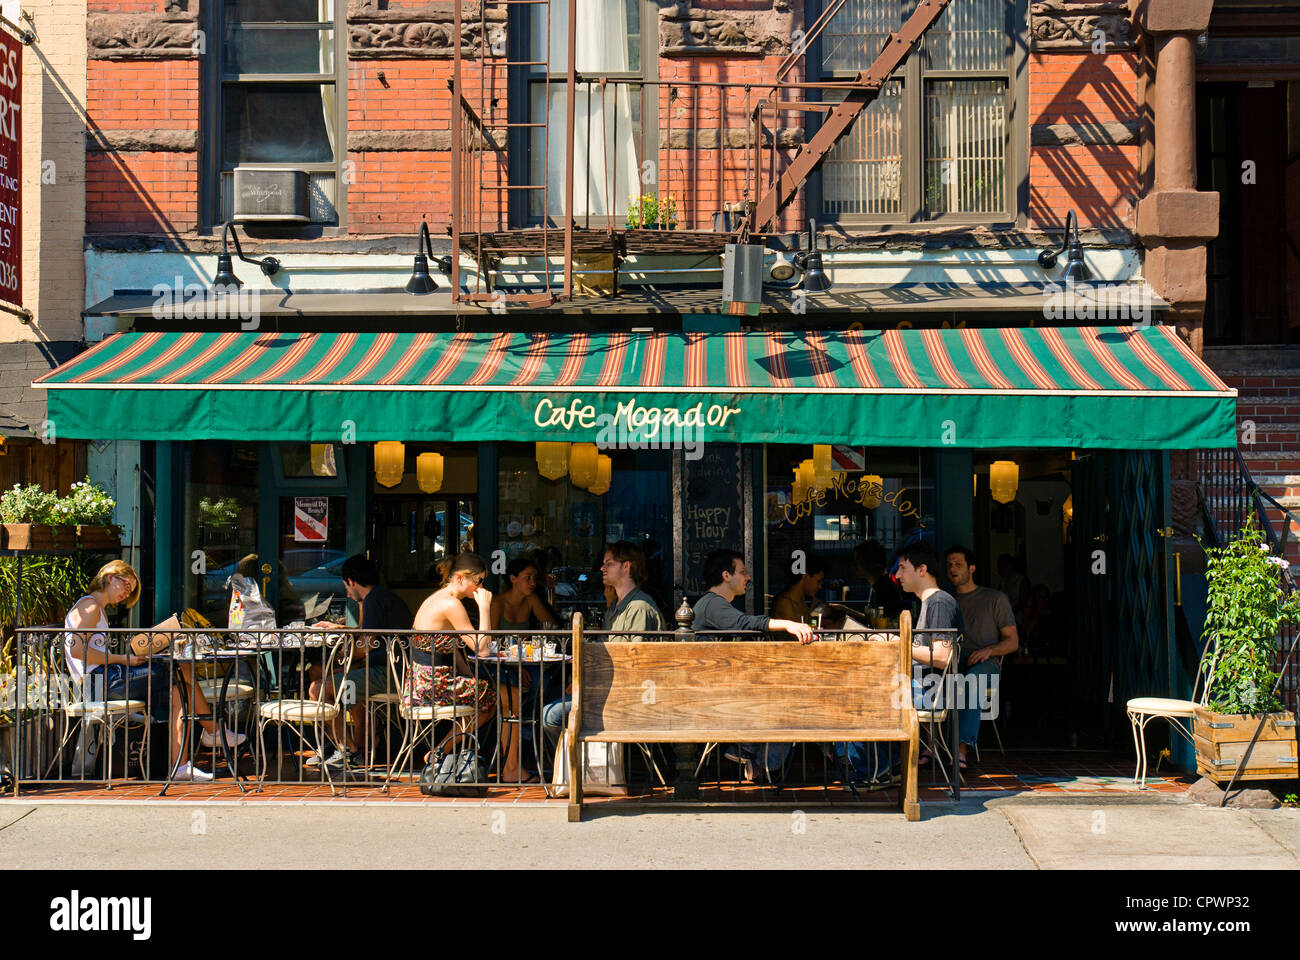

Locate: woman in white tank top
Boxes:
[65,561,245,781]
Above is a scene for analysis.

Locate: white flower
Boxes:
[1268,556,1290,570]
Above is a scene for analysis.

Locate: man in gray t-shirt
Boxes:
[945,546,1019,765]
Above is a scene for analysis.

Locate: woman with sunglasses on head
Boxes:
[406,553,498,758]
[63,560,245,782]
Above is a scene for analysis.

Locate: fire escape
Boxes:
[449,0,955,307]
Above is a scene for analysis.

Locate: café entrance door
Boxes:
[256,443,365,626]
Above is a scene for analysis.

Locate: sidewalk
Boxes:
[2,793,1297,869]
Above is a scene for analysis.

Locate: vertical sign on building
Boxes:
[0,14,19,307]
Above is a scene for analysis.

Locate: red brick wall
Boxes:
[1028,50,1141,232]
[84,5,1143,243]
[86,59,199,234]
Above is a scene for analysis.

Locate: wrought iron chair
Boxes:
[46,668,150,784]
[382,636,476,793]
[916,638,962,791]
[255,634,354,795]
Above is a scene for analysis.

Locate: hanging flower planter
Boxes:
[75,525,123,552]
[0,480,118,553]
[1,524,76,552]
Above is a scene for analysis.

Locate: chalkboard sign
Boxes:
[683,443,744,595]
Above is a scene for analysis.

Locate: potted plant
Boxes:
[0,483,73,551]
[65,480,120,551]
[1193,517,1300,782]
[626,192,677,230]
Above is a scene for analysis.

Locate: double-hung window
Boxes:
[818,0,1019,225]
[522,0,657,226]
[205,0,345,227]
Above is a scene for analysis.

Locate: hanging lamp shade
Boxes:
[1063,493,1073,521]
[973,473,979,498]
[374,441,406,487]
[570,442,599,488]
[536,441,570,481]
[989,460,1019,504]
[861,474,884,509]
[813,444,833,488]
[588,454,613,495]
[416,452,444,493]
[310,443,336,477]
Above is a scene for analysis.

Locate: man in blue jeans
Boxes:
[836,543,960,785]
[945,545,1018,768]
[541,541,665,759]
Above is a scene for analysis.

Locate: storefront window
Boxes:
[183,442,259,626]
[367,444,477,613]
[763,446,934,613]
[498,444,672,621]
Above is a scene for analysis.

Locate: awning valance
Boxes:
[36,326,1236,448]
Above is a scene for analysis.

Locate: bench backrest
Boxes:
[573,611,914,740]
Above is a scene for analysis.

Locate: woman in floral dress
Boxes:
[407,552,497,753]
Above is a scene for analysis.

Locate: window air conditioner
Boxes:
[232,168,311,223]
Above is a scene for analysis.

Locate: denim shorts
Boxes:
[84,662,174,706]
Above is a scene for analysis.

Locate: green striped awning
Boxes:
[36,326,1236,448]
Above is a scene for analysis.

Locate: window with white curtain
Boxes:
[212,0,343,225]
[820,0,1014,223]
[525,0,654,224]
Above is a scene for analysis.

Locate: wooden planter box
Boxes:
[1193,706,1299,782]
[76,524,121,552]
[1,524,76,552]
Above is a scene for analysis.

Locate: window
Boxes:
[817,0,1018,224]
[204,0,345,227]
[521,0,656,225]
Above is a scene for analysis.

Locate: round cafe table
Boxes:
[467,651,572,782]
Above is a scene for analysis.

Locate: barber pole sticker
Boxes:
[832,445,866,471]
[294,497,328,542]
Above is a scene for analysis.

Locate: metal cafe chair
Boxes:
[915,635,962,792]
[1125,658,1211,788]
[382,635,476,793]
[255,634,355,795]
[970,656,1006,763]
[46,669,150,784]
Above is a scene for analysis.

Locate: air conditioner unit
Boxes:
[232,168,311,223]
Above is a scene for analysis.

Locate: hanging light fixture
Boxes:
[1063,493,1073,522]
[813,443,833,488]
[417,452,444,493]
[310,443,336,477]
[210,221,281,294]
[536,441,570,481]
[861,474,883,509]
[374,441,406,487]
[989,460,1019,504]
[588,454,612,496]
[973,473,978,498]
[570,442,599,488]
[406,220,453,294]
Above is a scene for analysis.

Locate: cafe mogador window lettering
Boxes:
[780,474,925,528]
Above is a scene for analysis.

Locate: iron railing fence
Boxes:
[5,622,969,800]
[1196,447,1300,711]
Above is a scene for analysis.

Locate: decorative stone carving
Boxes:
[348,1,503,58]
[88,12,199,60]
[87,129,199,153]
[1031,0,1134,51]
[660,3,795,56]
[348,129,504,152]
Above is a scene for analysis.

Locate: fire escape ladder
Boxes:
[750,0,955,234]
[452,0,576,307]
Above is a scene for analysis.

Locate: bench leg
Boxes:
[567,733,583,823]
[900,730,920,822]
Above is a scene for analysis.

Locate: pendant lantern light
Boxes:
[989,460,1020,504]
[374,441,406,488]
[861,474,884,509]
[570,442,599,488]
[536,442,570,481]
[588,454,612,496]
[417,452,444,493]
[813,444,833,488]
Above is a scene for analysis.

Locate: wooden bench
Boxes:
[565,611,920,821]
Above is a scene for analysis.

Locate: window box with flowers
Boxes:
[1194,518,1300,782]
[0,481,120,553]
